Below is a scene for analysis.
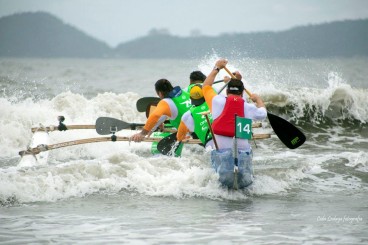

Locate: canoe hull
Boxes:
[211,149,253,189]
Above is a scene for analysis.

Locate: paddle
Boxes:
[95,117,145,135]
[203,111,218,150]
[224,67,306,149]
[157,132,182,155]
[136,97,161,112]
[213,79,226,85]
[31,116,144,133]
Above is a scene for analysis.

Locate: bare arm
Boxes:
[130,100,171,142]
[176,120,190,142]
[203,59,228,87]
[250,94,265,108]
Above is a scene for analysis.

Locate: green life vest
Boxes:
[168,88,191,129]
[190,103,213,145]
[149,87,189,157]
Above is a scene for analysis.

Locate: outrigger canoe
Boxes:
[19,117,270,190]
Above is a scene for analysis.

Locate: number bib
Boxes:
[235,117,252,139]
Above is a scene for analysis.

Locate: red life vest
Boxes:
[212,95,245,137]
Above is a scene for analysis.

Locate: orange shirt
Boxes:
[143,100,172,132]
[176,120,190,141]
[202,85,217,111]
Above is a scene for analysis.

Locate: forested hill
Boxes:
[115,19,368,58]
[1,11,367,58]
[0,12,111,58]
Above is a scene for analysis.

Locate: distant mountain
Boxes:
[115,19,368,59]
[0,12,111,58]
[1,12,367,59]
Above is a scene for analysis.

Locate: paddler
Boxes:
[202,59,267,150]
[130,79,191,142]
[188,70,207,88]
[133,71,208,142]
[176,84,215,149]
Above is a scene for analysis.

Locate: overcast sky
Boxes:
[1,0,368,47]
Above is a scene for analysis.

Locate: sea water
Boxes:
[0,57,367,244]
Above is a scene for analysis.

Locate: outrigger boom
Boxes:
[20,116,270,156]
[19,134,271,156]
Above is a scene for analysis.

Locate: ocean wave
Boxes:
[0,148,306,205]
[260,72,368,128]
[0,91,147,159]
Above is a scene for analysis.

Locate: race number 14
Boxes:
[235,117,252,139]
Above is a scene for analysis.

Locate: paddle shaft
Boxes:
[203,113,219,150]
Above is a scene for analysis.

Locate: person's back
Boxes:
[131,79,191,142]
[177,85,214,149]
[203,76,266,150]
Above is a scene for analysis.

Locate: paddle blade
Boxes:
[95,117,131,135]
[157,132,183,156]
[267,112,306,149]
[136,97,161,112]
